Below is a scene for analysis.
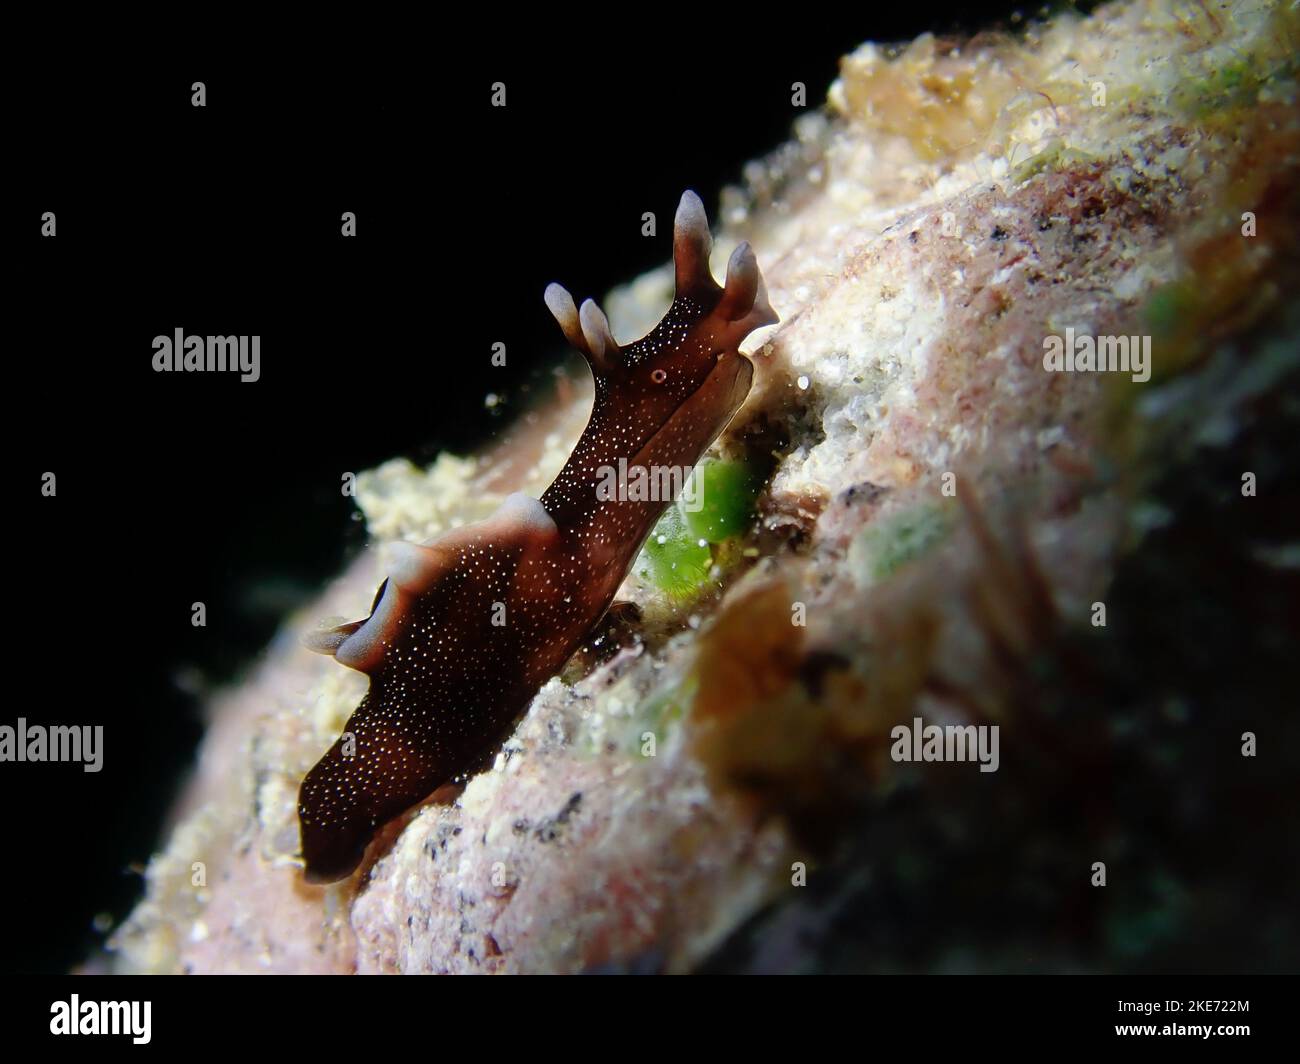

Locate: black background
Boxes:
[14,5,1064,974]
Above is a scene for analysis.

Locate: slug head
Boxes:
[544,190,778,458]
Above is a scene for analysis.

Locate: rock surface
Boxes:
[110,0,1299,973]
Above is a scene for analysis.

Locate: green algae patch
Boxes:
[636,505,713,599]
[679,459,765,543]
[634,459,765,599]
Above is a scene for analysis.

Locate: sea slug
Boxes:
[296,191,777,882]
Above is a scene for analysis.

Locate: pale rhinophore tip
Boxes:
[728,241,757,281]
[675,190,709,245]
[579,298,616,361]
[719,241,760,321]
[544,282,585,351]
[544,282,577,328]
[715,241,779,338]
[674,189,715,295]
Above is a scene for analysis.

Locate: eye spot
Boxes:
[651,369,668,384]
